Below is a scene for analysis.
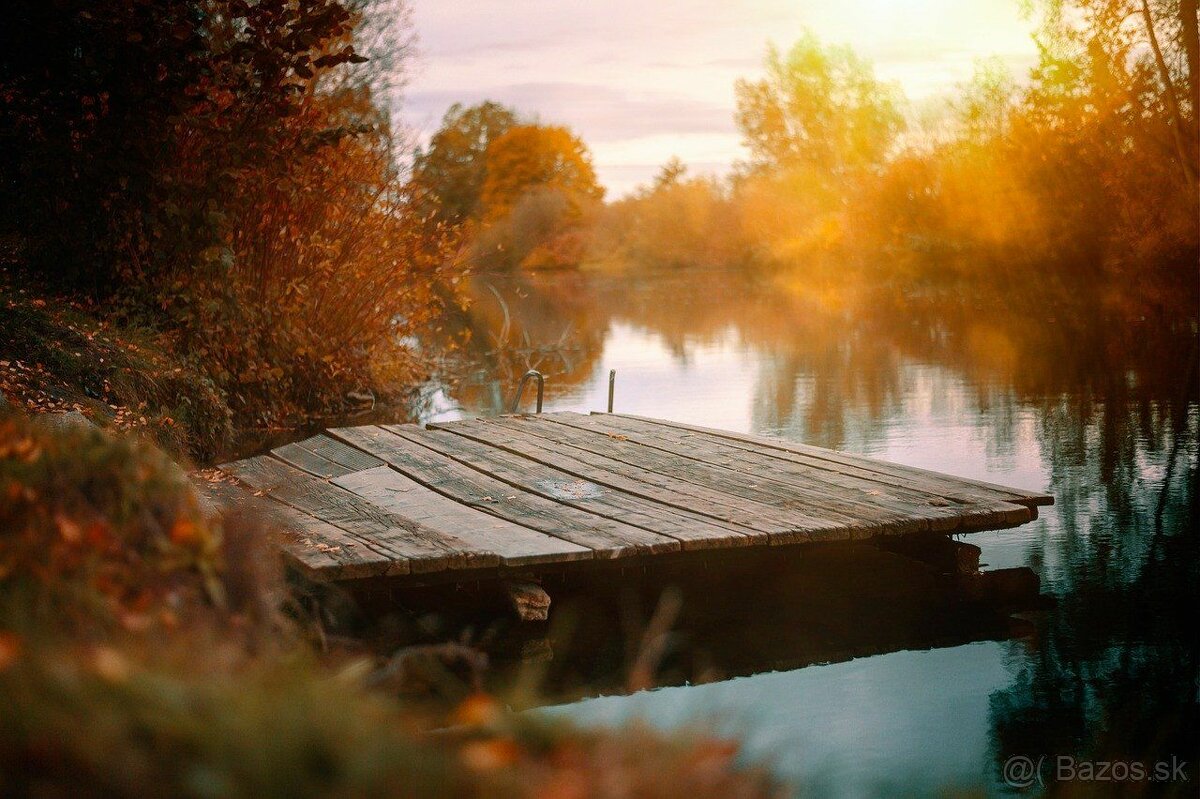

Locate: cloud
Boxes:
[401,0,1040,196]
[406,83,734,143]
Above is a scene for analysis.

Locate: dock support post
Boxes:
[503,580,551,622]
[607,369,616,412]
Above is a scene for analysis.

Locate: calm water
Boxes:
[423,269,1198,795]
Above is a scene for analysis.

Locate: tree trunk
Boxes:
[1140,0,1197,187]
[1180,0,1200,162]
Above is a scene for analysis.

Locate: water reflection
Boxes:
[542,642,1013,797]
[426,269,1198,792]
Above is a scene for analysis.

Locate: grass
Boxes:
[0,410,784,797]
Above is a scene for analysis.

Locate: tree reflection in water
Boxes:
[428,267,1197,773]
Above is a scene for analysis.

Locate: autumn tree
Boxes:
[478,125,604,221]
[411,101,519,225]
[651,157,688,190]
[734,33,905,179]
[1031,0,1198,190]
[458,124,602,270]
[0,0,375,292]
[0,1,462,428]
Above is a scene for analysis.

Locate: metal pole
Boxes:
[607,369,615,413]
[509,370,545,414]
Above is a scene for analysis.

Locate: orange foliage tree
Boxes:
[411,101,519,226]
[588,17,1197,322]
[479,125,604,221]
[468,124,604,269]
[1,0,463,430]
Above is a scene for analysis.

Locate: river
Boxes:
[420,267,1197,795]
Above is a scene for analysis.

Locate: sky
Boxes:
[401,1,1041,198]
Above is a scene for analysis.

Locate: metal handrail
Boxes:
[509,369,545,414]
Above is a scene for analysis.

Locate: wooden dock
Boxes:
[218,412,1052,585]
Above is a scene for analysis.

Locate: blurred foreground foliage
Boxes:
[0,411,783,797]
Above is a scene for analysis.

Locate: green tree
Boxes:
[411,101,519,224]
[734,33,905,178]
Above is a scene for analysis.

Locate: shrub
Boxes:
[1,1,461,435]
[0,413,223,635]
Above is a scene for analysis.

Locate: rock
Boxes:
[35,410,96,432]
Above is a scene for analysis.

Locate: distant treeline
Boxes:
[419,1,1198,324]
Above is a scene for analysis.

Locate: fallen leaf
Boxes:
[169,518,200,544]
[55,512,83,543]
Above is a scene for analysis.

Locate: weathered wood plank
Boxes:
[327,425,677,558]
[333,466,591,568]
[483,415,964,537]
[531,413,1031,532]
[505,415,1030,534]
[602,412,1053,508]
[435,417,851,544]
[553,413,1034,528]
[395,424,756,550]
[259,499,393,581]
[272,442,355,479]
[221,455,401,576]
[219,409,1047,583]
[221,455,499,574]
[297,434,385,472]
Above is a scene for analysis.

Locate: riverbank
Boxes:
[0,268,436,465]
[0,403,782,797]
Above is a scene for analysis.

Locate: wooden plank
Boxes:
[435,417,852,544]
[260,499,393,581]
[272,442,355,479]
[555,413,1035,527]
[333,466,591,568]
[327,425,678,559]
[221,455,499,575]
[221,457,399,577]
[221,409,1045,584]
[391,424,756,551]
[488,415,978,535]
[604,412,1052,508]
[480,415,997,538]
[297,434,385,472]
[529,414,1031,533]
